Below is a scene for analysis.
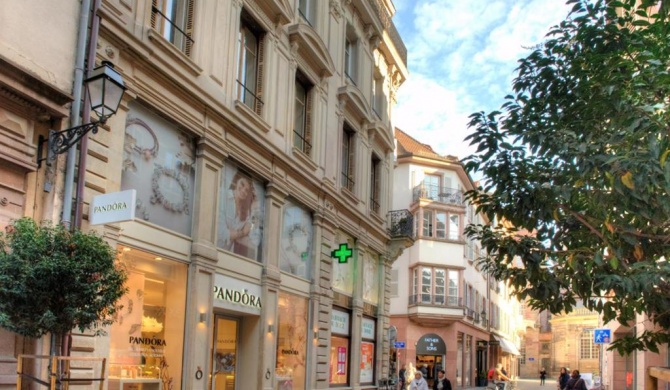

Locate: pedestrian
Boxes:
[494,363,510,390]
[432,369,452,390]
[540,367,547,385]
[420,364,428,378]
[565,370,587,390]
[399,365,407,390]
[557,367,570,390]
[410,371,429,390]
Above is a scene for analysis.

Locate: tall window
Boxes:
[294,73,312,155]
[448,270,459,305]
[434,269,446,305]
[330,310,351,385]
[436,211,447,238]
[420,209,462,240]
[421,267,432,303]
[449,214,460,240]
[298,0,316,26]
[580,329,599,359]
[344,29,357,84]
[370,155,381,213]
[423,174,440,200]
[372,75,384,119]
[151,0,194,55]
[238,10,264,113]
[422,210,434,237]
[519,346,526,365]
[341,124,355,192]
[412,267,460,306]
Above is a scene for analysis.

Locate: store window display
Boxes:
[275,292,308,390]
[329,309,351,386]
[109,247,187,390]
[280,201,313,278]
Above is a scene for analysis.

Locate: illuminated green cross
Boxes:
[331,243,353,263]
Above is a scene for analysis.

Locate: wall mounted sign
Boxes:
[213,274,262,315]
[89,189,136,225]
[331,243,353,263]
[416,333,446,355]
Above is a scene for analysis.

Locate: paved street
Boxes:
[463,378,549,390]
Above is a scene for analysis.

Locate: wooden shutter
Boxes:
[254,34,265,115]
[390,269,399,297]
[151,0,159,29]
[304,88,313,155]
[183,0,195,56]
[348,130,355,191]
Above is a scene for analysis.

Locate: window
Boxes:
[330,310,351,385]
[341,124,355,192]
[423,210,434,237]
[420,209,462,240]
[344,28,357,84]
[294,72,312,155]
[237,10,264,114]
[449,214,460,240]
[390,269,399,297]
[370,155,381,213]
[372,75,384,118]
[298,0,316,26]
[360,318,376,384]
[436,211,447,238]
[423,174,440,200]
[276,292,308,390]
[519,346,526,365]
[151,0,195,55]
[580,329,599,359]
[412,267,460,306]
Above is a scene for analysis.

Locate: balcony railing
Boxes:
[409,294,462,308]
[412,183,465,206]
[388,209,413,238]
[369,0,407,66]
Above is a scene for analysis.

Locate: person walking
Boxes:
[540,367,547,385]
[565,370,588,390]
[410,372,429,390]
[557,367,570,390]
[432,369,452,390]
[398,365,407,390]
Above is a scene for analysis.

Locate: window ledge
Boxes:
[369,210,384,225]
[147,29,202,77]
[340,186,359,205]
[234,100,271,133]
[291,147,318,172]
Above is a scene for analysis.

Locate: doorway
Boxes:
[415,355,443,386]
[211,316,239,390]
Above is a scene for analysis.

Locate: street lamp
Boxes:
[38,61,126,167]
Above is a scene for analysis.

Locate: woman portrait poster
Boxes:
[217,164,265,261]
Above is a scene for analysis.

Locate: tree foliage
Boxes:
[464,0,670,354]
[0,218,127,340]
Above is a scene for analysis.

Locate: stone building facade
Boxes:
[0,0,410,389]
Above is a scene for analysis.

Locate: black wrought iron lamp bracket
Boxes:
[37,118,106,168]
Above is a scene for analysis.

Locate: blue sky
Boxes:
[392,0,573,159]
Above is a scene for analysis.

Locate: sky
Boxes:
[391,0,573,159]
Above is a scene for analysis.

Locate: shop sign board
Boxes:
[90,189,136,225]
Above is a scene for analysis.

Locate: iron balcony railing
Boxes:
[409,294,462,308]
[388,209,413,238]
[412,183,465,206]
[369,0,407,66]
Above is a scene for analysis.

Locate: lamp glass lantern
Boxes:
[86,61,126,122]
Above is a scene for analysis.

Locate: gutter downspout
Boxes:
[62,0,92,230]
[74,0,102,229]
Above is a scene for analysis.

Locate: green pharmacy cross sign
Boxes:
[331,243,353,264]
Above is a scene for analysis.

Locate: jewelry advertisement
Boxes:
[217,162,265,262]
[280,201,313,279]
[121,102,195,235]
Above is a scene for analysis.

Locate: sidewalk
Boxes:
[462,378,547,390]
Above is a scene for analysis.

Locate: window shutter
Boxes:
[183,0,195,56]
[254,35,265,115]
[390,269,398,297]
[348,132,355,191]
[151,0,158,29]
[305,89,313,156]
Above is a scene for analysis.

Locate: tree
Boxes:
[464,0,670,354]
[0,217,127,355]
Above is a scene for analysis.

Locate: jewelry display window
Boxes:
[279,201,313,279]
[275,292,308,390]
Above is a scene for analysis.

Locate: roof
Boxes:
[394,127,459,163]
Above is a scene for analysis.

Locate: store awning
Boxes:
[493,335,521,356]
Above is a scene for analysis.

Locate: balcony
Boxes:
[408,294,464,326]
[412,183,465,206]
[388,209,414,238]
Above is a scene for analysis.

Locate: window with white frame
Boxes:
[423,174,440,200]
[420,209,462,240]
[580,329,599,359]
[423,210,434,237]
[448,270,459,306]
[298,0,317,26]
[413,267,461,306]
[237,10,264,114]
[294,71,313,155]
[151,0,195,55]
[341,123,355,192]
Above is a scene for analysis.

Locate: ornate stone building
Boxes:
[0,0,409,389]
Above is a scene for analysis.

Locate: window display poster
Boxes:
[280,201,313,278]
[122,102,195,235]
[217,162,265,261]
[338,347,347,375]
[276,292,308,390]
[360,342,374,384]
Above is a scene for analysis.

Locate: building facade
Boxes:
[0,0,410,389]
[389,129,523,388]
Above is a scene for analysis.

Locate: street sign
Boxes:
[394,341,406,349]
[528,357,535,361]
[594,328,611,344]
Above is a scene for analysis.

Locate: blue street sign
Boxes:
[594,328,611,344]
[394,341,406,349]
[528,357,535,361]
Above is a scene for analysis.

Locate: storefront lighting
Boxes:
[123,247,131,252]
[38,61,126,167]
[199,312,208,323]
[154,256,162,261]
[313,330,318,340]
[267,324,274,334]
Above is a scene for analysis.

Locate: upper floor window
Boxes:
[372,74,385,119]
[580,330,599,359]
[298,0,317,26]
[237,10,265,114]
[423,174,441,200]
[294,72,313,156]
[421,210,462,240]
[412,267,460,306]
[344,27,358,84]
[370,155,381,214]
[341,123,355,192]
[151,0,195,55]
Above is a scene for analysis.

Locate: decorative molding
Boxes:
[330,0,343,20]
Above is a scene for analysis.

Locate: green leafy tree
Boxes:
[464,0,670,354]
[0,217,127,354]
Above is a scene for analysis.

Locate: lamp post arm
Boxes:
[37,119,105,167]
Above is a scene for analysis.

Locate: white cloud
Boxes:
[393,0,572,160]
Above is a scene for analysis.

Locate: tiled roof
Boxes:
[394,127,458,162]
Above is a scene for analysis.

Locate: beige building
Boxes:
[0,0,410,389]
[389,129,523,388]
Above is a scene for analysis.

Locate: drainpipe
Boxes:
[62,0,93,230]
[74,0,102,229]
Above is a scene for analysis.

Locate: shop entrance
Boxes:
[415,333,447,387]
[211,316,239,390]
[415,355,443,386]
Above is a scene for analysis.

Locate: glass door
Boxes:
[211,316,238,390]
